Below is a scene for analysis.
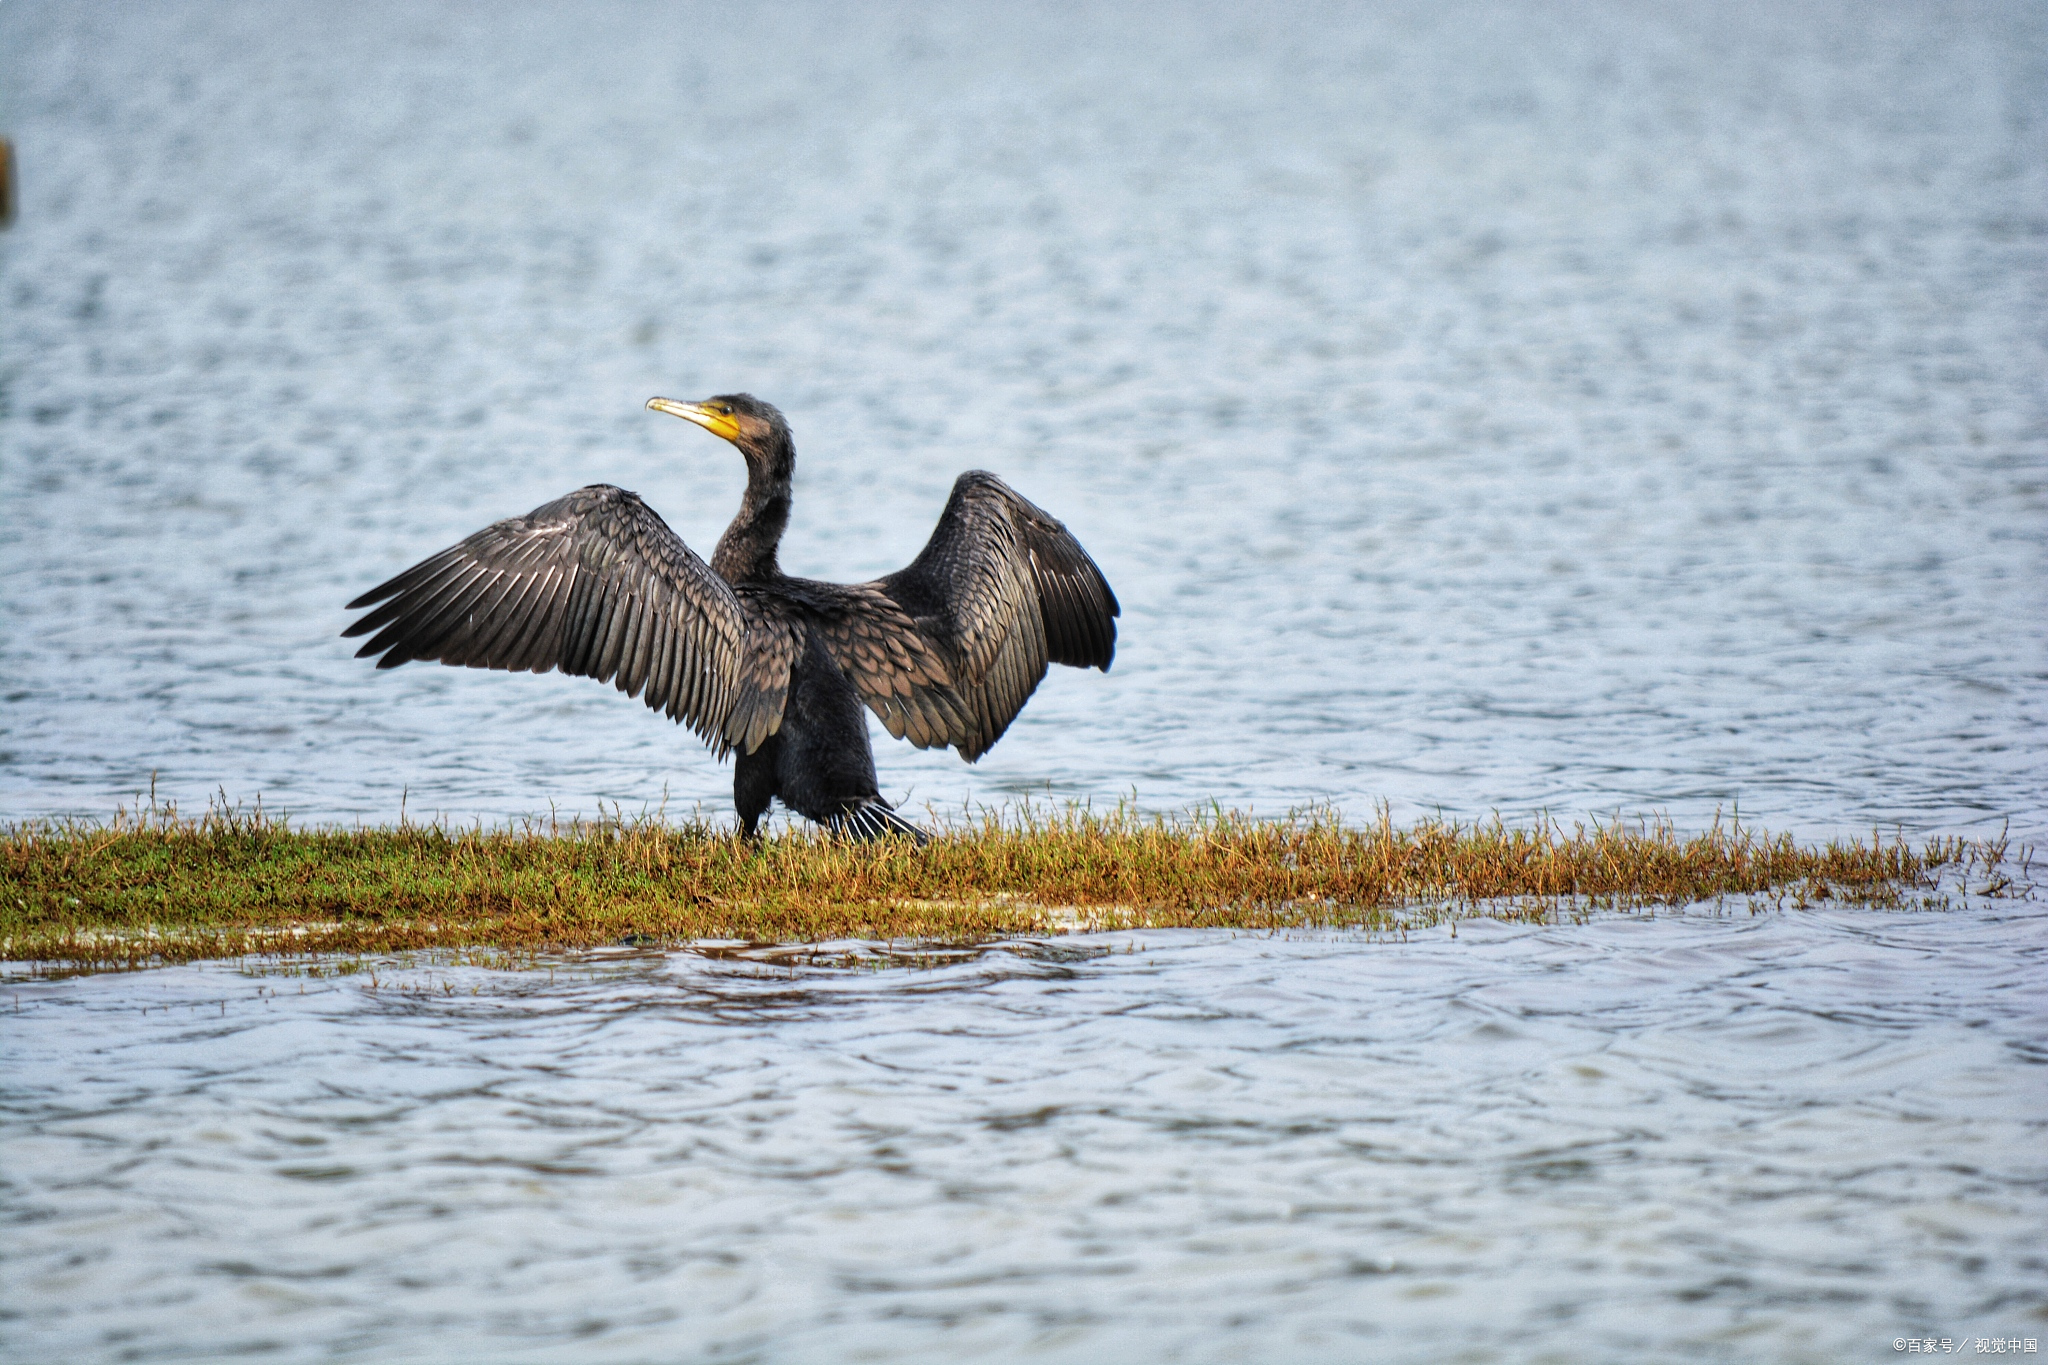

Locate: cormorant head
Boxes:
[646,392,793,483]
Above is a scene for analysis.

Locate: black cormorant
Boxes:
[342,395,1119,840]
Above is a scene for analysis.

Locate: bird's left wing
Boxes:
[342,484,786,757]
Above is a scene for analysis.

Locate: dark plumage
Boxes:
[342,394,1119,840]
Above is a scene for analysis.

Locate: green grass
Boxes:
[4,795,2021,968]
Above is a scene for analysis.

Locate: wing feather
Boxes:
[378,563,495,667]
[590,576,628,682]
[346,553,469,636]
[466,566,545,667]
[644,612,675,712]
[343,484,787,755]
[813,471,1117,762]
[498,565,562,672]
[443,570,522,663]
[629,595,662,700]
[618,590,651,697]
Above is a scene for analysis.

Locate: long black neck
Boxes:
[711,445,794,584]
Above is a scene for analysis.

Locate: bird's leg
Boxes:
[733,738,779,842]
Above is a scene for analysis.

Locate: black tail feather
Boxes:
[828,801,931,846]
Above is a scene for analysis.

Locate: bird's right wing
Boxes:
[814,471,1118,761]
[342,484,795,756]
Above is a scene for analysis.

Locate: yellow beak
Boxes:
[646,397,741,443]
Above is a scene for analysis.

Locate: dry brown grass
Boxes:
[1,795,2017,968]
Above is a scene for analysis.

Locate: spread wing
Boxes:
[341,484,795,757]
[814,471,1118,761]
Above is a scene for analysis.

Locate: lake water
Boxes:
[1,2,2044,1361]
[3,907,2044,1364]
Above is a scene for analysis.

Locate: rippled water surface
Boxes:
[2,0,2043,838]
[3,2,2046,1361]
[7,910,2048,1364]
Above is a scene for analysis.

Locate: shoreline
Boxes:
[6,803,2026,968]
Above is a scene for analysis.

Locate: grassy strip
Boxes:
[4,799,2015,968]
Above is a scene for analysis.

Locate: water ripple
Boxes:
[5,906,2045,1362]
